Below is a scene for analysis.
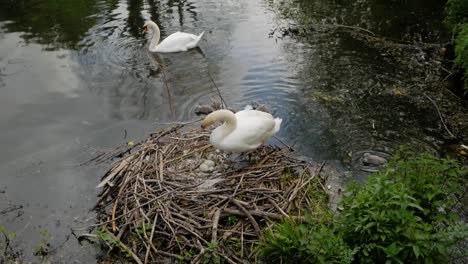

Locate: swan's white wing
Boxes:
[156,32,198,52]
[236,109,274,120]
[234,110,277,145]
[222,115,276,150]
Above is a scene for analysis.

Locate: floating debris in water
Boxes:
[352,150,392,173]
[363,153,387,166]
[194,104,215,116]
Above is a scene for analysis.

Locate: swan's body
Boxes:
[143,20,204,53]
[201,108,282,152]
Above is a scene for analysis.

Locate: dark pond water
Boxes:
[0,0,453,261]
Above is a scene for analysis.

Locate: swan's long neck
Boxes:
[148,22,161,50]
[219,115,237,136]
[208,110,237,137]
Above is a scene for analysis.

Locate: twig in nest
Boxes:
[154,118,203,126]
[111,175,130,232]
[211,208,221,243]
[96,156,132,188]
[268,198,289,218]
[191,244,205,264]
[110,231,143,264]
[223,208,297,220]
[232,199,261,235]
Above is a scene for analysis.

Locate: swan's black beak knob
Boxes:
[142,26,148,33]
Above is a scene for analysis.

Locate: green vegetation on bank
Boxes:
[445,0,468,28]
[454,24,468,88]
[446,0,468,90]
[260,151,468,263]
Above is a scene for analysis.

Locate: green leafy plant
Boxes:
[340,151,467,262]
[454,24,468,88]
[96,228,138,260]
[445,0,468,29]
[260,151,468,263]
[227,215,239,226]
[178,248,195,262]
[0,226,22,263]
[201,242,221,264]
[95,228,119,247]
[34,229,52,257]
[446,0,468,89]
[261,212,356,263]
[136,223,153,237]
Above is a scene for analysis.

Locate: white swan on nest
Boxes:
[201,107,282,152]
[143,20,204,53]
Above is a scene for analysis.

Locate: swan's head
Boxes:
[142,20,157,33]
[201,110,234,129]
[201,114,215,129]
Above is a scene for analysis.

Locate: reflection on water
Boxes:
[272,0,447,42]
[0,0,453,261]
[0,0,110,50]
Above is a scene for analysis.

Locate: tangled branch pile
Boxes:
[93,125,327,263]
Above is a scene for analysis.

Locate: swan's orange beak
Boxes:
[142,26,148,33]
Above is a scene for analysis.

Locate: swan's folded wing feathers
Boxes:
[227,116,276,146]
[236,109,273,119]
[157,32,197,51]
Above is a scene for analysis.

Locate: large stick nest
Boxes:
[93,125,327,263]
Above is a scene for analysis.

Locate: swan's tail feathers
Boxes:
[194,31,205,46]
[273,118,282,134]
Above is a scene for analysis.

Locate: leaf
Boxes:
[408,203,424,211]
[384,242,401,256]
[7,232,16,240]
[412,245,420,258]
[127,141,135,146]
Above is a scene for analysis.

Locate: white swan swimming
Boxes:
[201,107,282,152]
[143,20,204,53]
